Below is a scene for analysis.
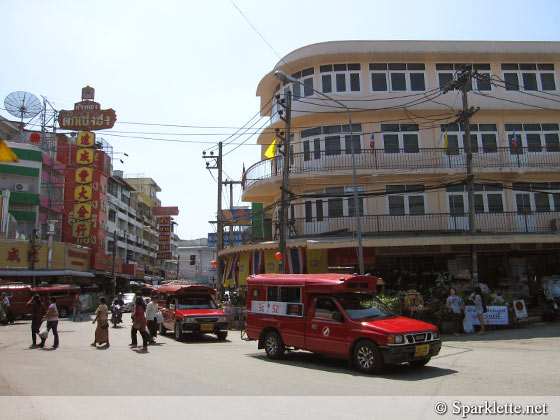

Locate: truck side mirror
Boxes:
[332,310,345,323]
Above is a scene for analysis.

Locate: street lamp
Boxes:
[274,70,365,275]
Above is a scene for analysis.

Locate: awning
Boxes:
[0,270,94,277]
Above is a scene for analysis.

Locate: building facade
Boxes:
[227,41,560,301]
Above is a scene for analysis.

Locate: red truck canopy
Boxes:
[247,274,380,293]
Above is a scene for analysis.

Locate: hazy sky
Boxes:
[1,0,559,239]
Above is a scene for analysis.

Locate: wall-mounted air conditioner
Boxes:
[14,183,30,192]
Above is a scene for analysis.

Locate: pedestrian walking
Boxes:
[446,287,464,337]
[39,296,59,348]
[145,297,158,344]
[472,287,486,335]
[72,294,83,322]
[130,296,150,351]
[26,294,45,347]
[91,297,110,348]
[226,297,233,330]
[1,292,15,324]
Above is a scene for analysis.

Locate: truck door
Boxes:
[163,297,176,328]
[305,296,349,356]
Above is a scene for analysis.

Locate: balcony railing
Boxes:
[242,211,560,244]
[243,147,560,190]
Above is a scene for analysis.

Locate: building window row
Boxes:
[274,62,556,97]
[299,183,560,220]
[301,124,363,160]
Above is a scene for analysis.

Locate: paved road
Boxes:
[1,315,559,397]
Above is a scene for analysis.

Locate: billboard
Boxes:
[152,207,179,216]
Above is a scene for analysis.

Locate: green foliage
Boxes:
[425,274,453,327]
[377,295,403,315]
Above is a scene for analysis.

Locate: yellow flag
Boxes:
[0,137,19,162]
[444,131,448,149]
[264,138,277,160]
[307,249,328,273]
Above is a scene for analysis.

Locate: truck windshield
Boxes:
[338,294,394,320]
[177,296,216,310]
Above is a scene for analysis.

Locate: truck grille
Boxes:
[195,317,218,323]
[405,332,432,344]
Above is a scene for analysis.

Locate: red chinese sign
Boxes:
[59,100,116,131]
[152,207,179,216]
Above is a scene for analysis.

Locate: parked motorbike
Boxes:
[111,304,123,327]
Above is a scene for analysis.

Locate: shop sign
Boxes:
[91,252,122,272]
[158,234,170,243]
[158,216,171,225]
[58,88,116,131]
[465,305,509,325]
[152,206,179,216]
[157,252,172,260]
[65,246,90,271]
[159,225,171,233]
[221,208,251,225]
[158,243,170,251]
[513,300,528,320]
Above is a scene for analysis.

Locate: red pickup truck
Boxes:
[154,284,228,341]
[245,274,441,374]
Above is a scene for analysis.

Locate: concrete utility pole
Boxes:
[444,69,481,285]
[277,90,292,274]
[111,230,117,298]
[203,142,224,295]
[274,71,364,275]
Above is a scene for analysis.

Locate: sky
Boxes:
[1,0,559,240]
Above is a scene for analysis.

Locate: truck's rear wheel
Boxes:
[174,322,184,341]
[216,331,228,340]
[353,340,383,374]
[264,331,285,360]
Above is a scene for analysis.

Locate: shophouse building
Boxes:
[228,41,560,303]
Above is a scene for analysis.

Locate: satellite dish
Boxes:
[4,91,42,121]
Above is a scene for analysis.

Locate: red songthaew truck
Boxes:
[245,274,441,374]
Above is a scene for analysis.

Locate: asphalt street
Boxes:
[1,315,559,397]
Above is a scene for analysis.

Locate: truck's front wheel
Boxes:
[264,331,285,360]
[174,322,184,341]
[353,340,383,374]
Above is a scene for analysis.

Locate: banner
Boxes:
[251,250,263,275]
[307,248,328,274]
[287,247,306,274]
[263,249,279,274]
[513,300,528,320]
[237,252,250,286]
[465,305,509,325]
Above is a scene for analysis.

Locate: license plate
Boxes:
[200,323,214,332]
[414,344,429,357]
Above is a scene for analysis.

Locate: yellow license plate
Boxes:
[414,344,429,357]
[200,323,214,332]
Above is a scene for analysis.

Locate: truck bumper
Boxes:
[181,322,228,334]
[379,340,442,364]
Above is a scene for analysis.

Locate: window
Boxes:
[436,63,492,91]
[265,286,301,303]
[513,182,560,213]
[301,124,363,158]
[386,185,425,215]
[320,64,361,93]
[313,298,338,321]
[381,124,420,153]
[505,123,560,153]
[501,63,556,91]
[441,123,498,154]
[446,184,504,214]
[277,67,315,103]
[108,209,116,222]
[370,63,426,92]
[304,186,365,221]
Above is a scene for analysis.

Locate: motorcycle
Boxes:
[111,304,123,327]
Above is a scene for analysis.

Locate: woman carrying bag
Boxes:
[91,297,110,348]
[130,296,150,351]
[39,296,59,348]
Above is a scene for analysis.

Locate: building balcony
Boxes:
[243,211,560,244]
[243,147,560,197]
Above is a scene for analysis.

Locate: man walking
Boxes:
[1,292,14,324]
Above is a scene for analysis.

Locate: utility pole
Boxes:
[30,229,38,287]
[444,69,482,285]
[203,142,223,296]
[223,180,243,248]
[111,230,117,298]
[277,90,292,274]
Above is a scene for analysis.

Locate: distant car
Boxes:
[122,293,150,312]
[122,293,136,312]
